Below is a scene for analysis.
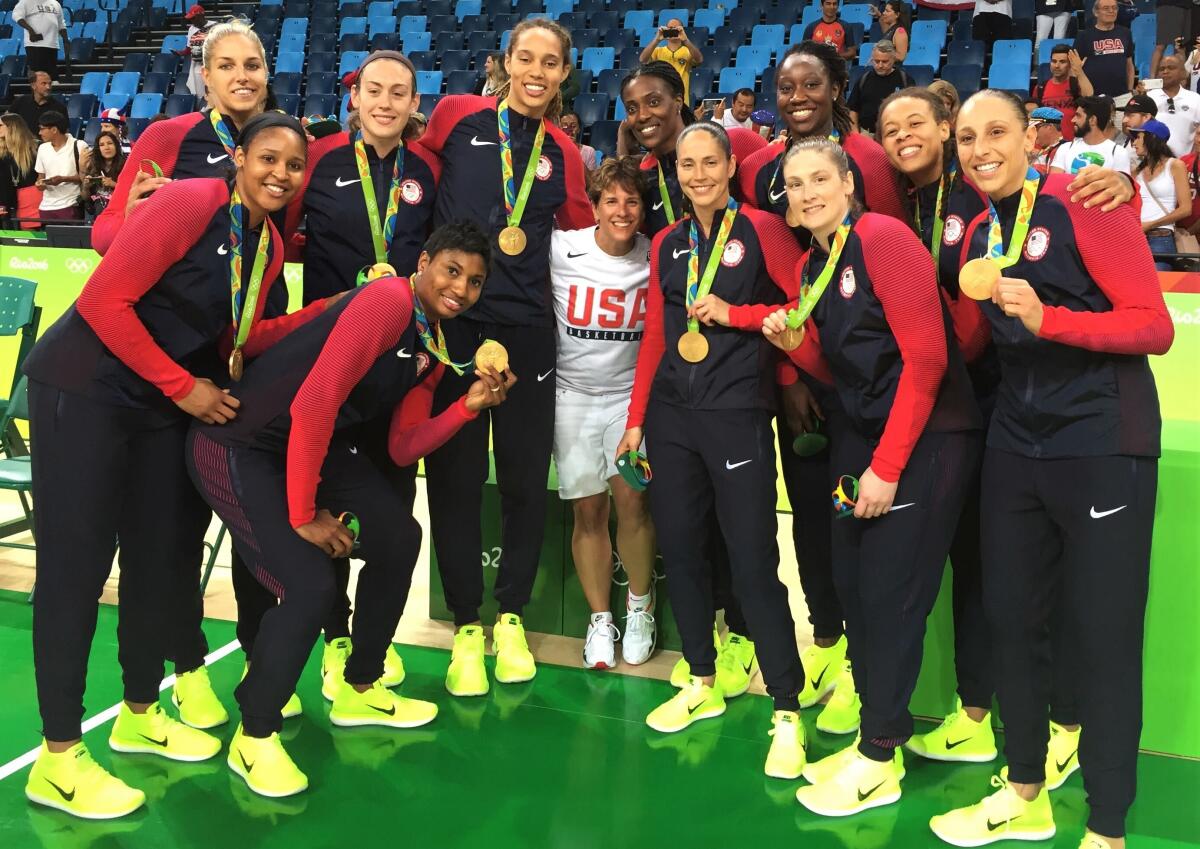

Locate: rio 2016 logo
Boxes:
[481,546,502,568]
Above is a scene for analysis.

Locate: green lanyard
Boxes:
[208,108,237,158]
[657,161,676,225]
[409,277,472,376]
[984,166,1041,270]
[353,132,405,267]
[685,198,738,334]
[915,165,956,267]
[228,188,269,375]
[785,215,852,330]
[497,98,545,229]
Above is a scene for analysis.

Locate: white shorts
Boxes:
[552,386,634,500]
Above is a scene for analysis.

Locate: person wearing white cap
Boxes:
[1130,118,1193,269]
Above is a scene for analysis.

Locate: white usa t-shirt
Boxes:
[1050,137,1132,175]
[550,227,651,396]
[13,0,64,49]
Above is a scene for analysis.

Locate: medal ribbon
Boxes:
[229,188,269,354]
[915,164,956,267]
[497,99,546,228]
[409,278,472,376]
[209,108,237,158]
[768,128,840,200]
[656,161,676,225]
[785,215,852,330]
[984,166,1040,270]
[685,197,738,334]
[353,131,405,267]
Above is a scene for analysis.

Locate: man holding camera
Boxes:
[639,19,703,104]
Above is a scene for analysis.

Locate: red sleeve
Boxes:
[845,133,907,223]
[286,279,413,527]
[737,143,783,210]
[284,131,347,256]
[387,364,479,466]
[76,179,226,402]
[1038,178,1174,355]
[419,94,492,156]
[729,127,768,166]
[859,215,948,482]
[91,114,196,255]
[409,140,442,186]
[549,123,595,230]
[625,230,668,429]
[727,209,802,330]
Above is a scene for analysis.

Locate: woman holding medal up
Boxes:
[761,137,982,818]
[928,90,1173,849]
[21,112,323,820]
[188,222,512,799]
[616,122,810,780]
[418,18,593,698]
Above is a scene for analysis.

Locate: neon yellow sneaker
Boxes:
[798,636,848,708]
[816,662,860,735]
[906,700,998,763]
[646,678,726,733]
[172,667,228,730]
[669,630,722,688]
[717,632,758,697]
[321,637,352,701]
[329,680,438,728]
[492,614,536,684]
[1045,721,1081,790]
[108,703,221,762]
[803,739,905,784]
[929,774,1056,846]
[381,643,406,688]
[446,625,489,697]
[1079,833,1115,849]
[26,741,145,819]
[227,724,307,798]
[796,748,901,817]
[765,710,807,779]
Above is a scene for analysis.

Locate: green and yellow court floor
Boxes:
[0,590,1197,849]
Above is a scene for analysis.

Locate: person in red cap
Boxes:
[184,5,211,98]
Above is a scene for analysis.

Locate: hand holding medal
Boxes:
[960,166,1040,301]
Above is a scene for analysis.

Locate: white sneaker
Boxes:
[583,613,619,670]
[622,594,657,665]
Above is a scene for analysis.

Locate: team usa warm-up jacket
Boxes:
[950,173,1174,459]
[197,277,478,527]
[419,94,593,326]
[626,206,802,428]
[285,131,441,304]
[25,179,324,422]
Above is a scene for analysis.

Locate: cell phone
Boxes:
[701,98,724,112]
[305,116,342,139]
[1143,78,1164,90]
[662,27,680,37]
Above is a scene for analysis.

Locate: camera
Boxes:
[662,27,680,37]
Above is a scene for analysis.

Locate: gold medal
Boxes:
[677,330,709,363]
[498,226,527,256]
[229,348,244,381]
[959,257,1001,301]
[366,262,396,281]
[778,326,805,352]
[474,338,510,372]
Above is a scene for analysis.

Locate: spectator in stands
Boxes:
[81,131,124,220]
[474,52,508,97]
[405,111,427,141]
[1035,0,1076,50]
[803,0,859,62]
[973,0,1014,50]
[848,40,910,135]
[184,5,213,98]
[878,0,910,63]
[1177,123,1200,256]
[34,110,88,221]
[1121,93,1157,143]
[1030,106,1068,168]
[99,108,131,154]
[560,111,598,170]
[928,79,961,128]
[13,0,67,81]
[8,71,68,137]
[1023,96,1040,116]
[713,89,756,130]
[1148,55,1200,158]
[639,19,703,104]
[1032,45,1093,141]
[1151,0,1191,78]
[1073,0,1135,99]
[560,65,582,113]
[1051,95,1133,174]
[0,113,41,229]
[1130,119,1192,269]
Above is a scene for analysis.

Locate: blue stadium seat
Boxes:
[762,5,795,26]
[307,52,338,75]
[589,11,617,32]
[339,50,369,77]
[905,40,940,68]
[108,71,139,98]
[368,15,396,36]
[988,62,1031,91]
[307,70,337,93]
[694,7,723,31]
[618,47,640,69]
[340,33,368,52]
[366,0,391,16]
[440,50,470,72]
[274,93,300,115]
[280,17,307,37]
[581,46,615,75]
[941,64,982,98]
[82,20,105,41]
[904,64,935,87]
[544,0,573,19]
[573,92,609,125]
[596,68,622,100]
[370,33,401,51]
[141,72,171,95]
[467,31,496,53]
[122,53,151,74]
[128,117,151,141]
[588,119,619,157]
[275,51,304,74]
[150,52,179,75]
[130,93,163,119]
[304,92,339,116]
[613,96,626,121]
[573,28,600,50]
[161,33,186,53]
[718,66,755,92]
[735,45,772,76]
[690,67,714,100]
[277,32,306,55]
[68,37,95,63]
[752,24,786,53]
[859,44,875,66]
[67,93,97,121]
[416,70,442,94]
[0,74,11,105]
[273,72,302,95]
[1038,38,1072,64]
[656,8,688,27]
[405,32,431,52]
[339,92,352,122]
[952,15,973,41]
[947,40,985,66]
[339,16,366,38]
[992,39,1033,68]
[728,6,759,31]
[310,31,336,53]
[604,29,633,52]
[165,93,198,117]
[623,9,652,32]
[409,51,435,70]
[100,93,130,113]
[399,14,426,34]
[911,18,948,48]
[840,3,875,29]
[445,69,476,94]
[429,13,456,36]
[340,1,366,15]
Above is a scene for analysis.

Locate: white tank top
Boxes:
[1138,159,1179,230]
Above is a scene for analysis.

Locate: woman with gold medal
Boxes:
[761,137,983,819]
[20,113,328,820]
[615,122,811,781]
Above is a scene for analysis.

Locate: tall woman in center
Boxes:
[617,122,808,780]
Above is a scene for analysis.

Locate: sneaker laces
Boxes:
[768,712,799,739]
[981,774,1022,817]
[624,607,654,635]
[585,619,620,651]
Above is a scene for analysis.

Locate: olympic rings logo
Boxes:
[65,257,94,275]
